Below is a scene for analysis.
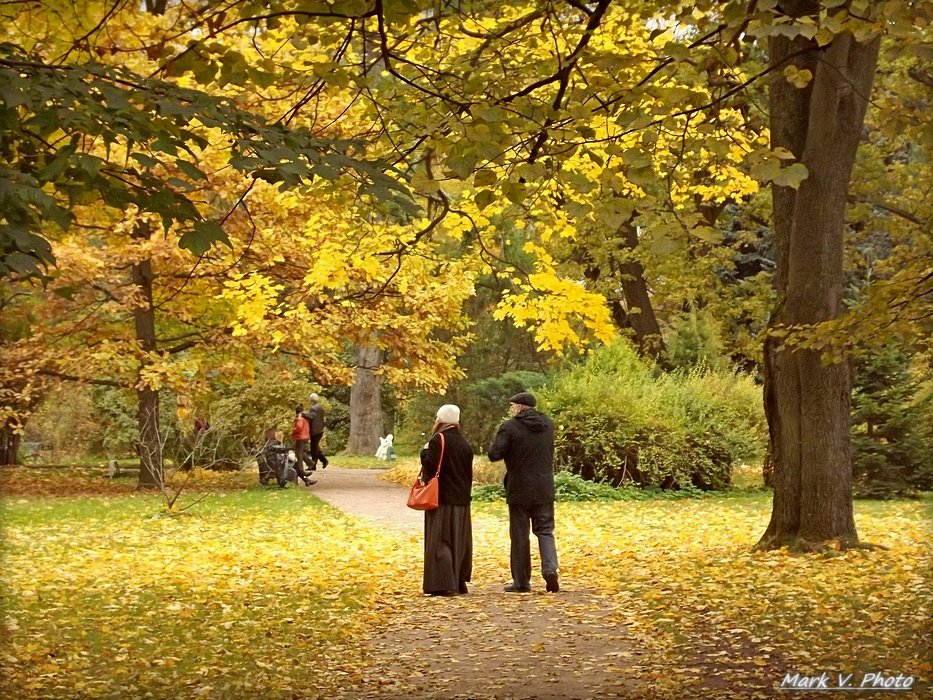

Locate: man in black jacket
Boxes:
[487,391,559,593]
[302,393,329,471]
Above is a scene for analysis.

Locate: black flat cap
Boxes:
[508,392,536,407]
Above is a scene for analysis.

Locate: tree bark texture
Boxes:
[0,425,22,465]
[0,378,40,465]
[345,344,384,455]
[617,221,666,361]
[135,0,166,488]
[132,252,163,488]
[759,2,880,548]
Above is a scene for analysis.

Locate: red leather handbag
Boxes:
[406,432,445,511]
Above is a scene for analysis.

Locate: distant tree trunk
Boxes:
[135,0,167,490]
[757,3,879,549]
[145,0,168,16]
[132,230,162,488]
[616,220,665,361]
[0,423,21,465]
[0,378,42,466]
[345,344,384,455]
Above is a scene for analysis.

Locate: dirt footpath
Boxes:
[310,468,647,699]
[310,467,424,532]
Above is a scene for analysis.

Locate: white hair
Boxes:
[436,404,460,424]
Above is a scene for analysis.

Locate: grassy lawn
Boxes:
[0,471,416,698]
[554,493,931,692]
[1,467,929,697]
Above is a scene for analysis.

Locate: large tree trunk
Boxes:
[345,344,384,455]
[757,2,880,549]
[132,249,163,488]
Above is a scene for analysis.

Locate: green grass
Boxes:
[19,451,405,471]
[2,471,930,696]
[1,492,156,525]
[1,482,412,698]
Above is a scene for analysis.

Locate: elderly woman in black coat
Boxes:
[420,404,474,596]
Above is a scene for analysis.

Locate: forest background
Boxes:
[1,0,932,540]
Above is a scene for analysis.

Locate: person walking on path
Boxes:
[487,391,560,593]
[420,404,473,597]
[290,405,317,487]
[304,393,329,471]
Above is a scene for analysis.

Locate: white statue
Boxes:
[375,433,394,460]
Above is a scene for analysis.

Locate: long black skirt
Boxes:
[423,504,472,594]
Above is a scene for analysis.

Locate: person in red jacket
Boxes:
[290,405,317,487]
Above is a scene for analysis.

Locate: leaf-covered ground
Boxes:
[0,466,929,698]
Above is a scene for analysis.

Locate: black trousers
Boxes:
[292,440,313,480]
[305,431,328,469]
[508,502,559,588]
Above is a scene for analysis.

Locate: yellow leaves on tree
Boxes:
[223,273,285,340]
[215,183,481,390]
[495,244,617,354]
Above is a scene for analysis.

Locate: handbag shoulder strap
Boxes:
[433,431,446,478]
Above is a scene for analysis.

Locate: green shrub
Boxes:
[665,307,729,372]
[209,376,338,456]
[471,483,506,501]
[554,471,626,500]
[459,370,549,450]
[546,341,766,491]
[470,471,707,502]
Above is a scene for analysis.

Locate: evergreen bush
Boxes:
[395,370,547,454]
[851,346,933,498]
[546,341,766,491]
[459,370,549,450]
[665,307,729,372]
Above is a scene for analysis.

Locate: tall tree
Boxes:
[355,0,922,549]
[131,221,162,487]
[757,2,880,549]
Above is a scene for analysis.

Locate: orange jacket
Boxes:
[291,415,310,441]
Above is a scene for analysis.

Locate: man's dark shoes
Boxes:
[544,570,560,593]
[503,582,531,593]
[302,477,318,486]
